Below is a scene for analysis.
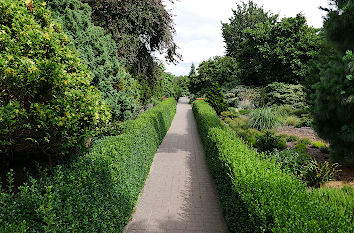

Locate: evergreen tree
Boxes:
[46,0,140,121]
[312,0,354,161]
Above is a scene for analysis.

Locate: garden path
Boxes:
[123,97,227,233]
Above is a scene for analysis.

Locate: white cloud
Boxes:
[162,0,329,76]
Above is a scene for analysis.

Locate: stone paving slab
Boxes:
[123,97,227,233]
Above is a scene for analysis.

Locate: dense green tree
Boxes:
[238,14,321,86]
[189,56,239,94]
[189,63,197,77]
[312,51,354,161]
[222,0,277,58]
[312,0,354,162]
[46,0,140,121]
[81,0,179,89]
[321,0,354,54]
[0,0,110,159]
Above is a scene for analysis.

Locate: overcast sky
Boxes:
[160,0,330,76]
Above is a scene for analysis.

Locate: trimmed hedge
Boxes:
[192,100,353,233]
[0,98,176,232]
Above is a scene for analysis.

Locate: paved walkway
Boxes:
[124,97,227,233]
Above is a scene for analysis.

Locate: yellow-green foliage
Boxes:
[0,98,177,232]
[0,0,110,155]
[311,141,327,149]
[192,100,352,232]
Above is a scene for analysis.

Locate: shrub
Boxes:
[0,98,177,232]
[205,83,229,115]
[0,0,111,157]
[220,111,239,120]
[298,138,311,145]
[271,149,310,175]
[192,100,352,232]
[255,131,286,152]
[225,85,263,109]
[295,114,313,128]
[301,160,340,188]
[46,0,140,121]
[264,82,306,109]
[312,141,327,149]
[294,142,308,155]
[249,107,283,130]
[285,115,299,126]
[286,135,299,142]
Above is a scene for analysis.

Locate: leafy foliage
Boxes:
[322,0,354,54]
[254,131,286,152]
[312,51,354,161]
[301,160,340,188]
[270,149,310,175]
[264,82,306,109]
[46,0,140,121]
[205,83,229,115]
[222,0,277,58]
[0,0,110,156]
[192,100,353,232]
[0,98,177,232]
[238,14,321,85]
[81,0,179,87]
[189,56,239,94]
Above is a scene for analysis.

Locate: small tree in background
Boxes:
[205,83,229,115]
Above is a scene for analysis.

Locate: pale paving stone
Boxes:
[124,97,228,233]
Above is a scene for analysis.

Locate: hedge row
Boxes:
[0,98,177,232]
[192,100,352,233]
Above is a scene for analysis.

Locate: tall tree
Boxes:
[312,0,354,162]
[46,0,140,121]
[321,0,354,54]
[237,14,321,86]
[189,63,197,77]
[81,0,180,84]
[222,0,277,58]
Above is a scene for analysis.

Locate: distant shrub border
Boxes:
[0,98,177,232]
[192,100,352,233]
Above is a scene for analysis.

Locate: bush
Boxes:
[0,98,177,232]
[294,141,308,155]
[46,0,140,122]
[255,131,286,152]
[249,107,283,130]
[192,100,353,232]
[225,85,263,109]
[295,114,313,128]
[285,115,299,126]
[205,83,229,115]
[286,135,299,142]
[301,160,340,188]
[264,82,306,109]
[311,141,327,149]
[270,149,310,175]
[0,0,111,157]
[298,138,311,145]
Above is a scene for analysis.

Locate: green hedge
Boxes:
[192,100,353,233]
[0,98,176,232]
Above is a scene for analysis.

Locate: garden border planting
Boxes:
[192,100,352,232]
[0,98,177,232]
